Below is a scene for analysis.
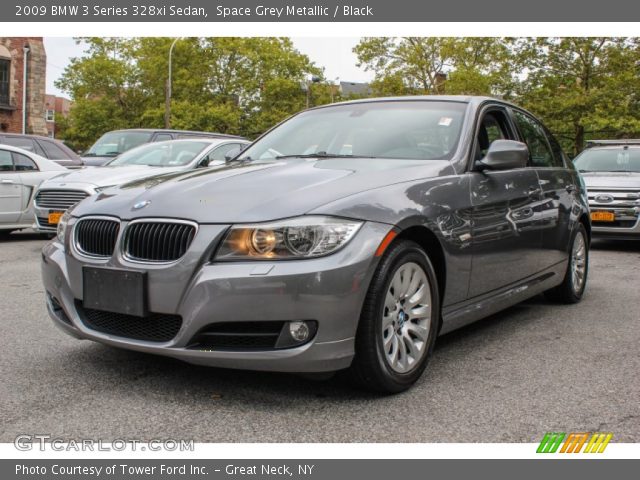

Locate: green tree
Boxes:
[55,37,322,149]
[354,37,515,96]
[514,37,640,155]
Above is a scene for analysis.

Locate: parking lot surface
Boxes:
[1,232,638,442]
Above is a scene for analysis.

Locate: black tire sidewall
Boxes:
[358,240,440,391]
[568,224,589,300]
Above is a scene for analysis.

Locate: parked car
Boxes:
[573,140,640,240]
[81,129,245,166]
[0,133,82,168]
[41,96,590,393]
[33,138,249,233]
[0,144,67,235]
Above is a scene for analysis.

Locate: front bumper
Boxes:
[41,221,390,373]
[590,213,640,239]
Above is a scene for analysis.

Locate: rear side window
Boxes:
[153,133,173,142]
[13,152,38,171]
[513,111,560,168]
[546,133,567,167]
[0,149,13,171]
[38,140,69,160]
[2,136,36,152]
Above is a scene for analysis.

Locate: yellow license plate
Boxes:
[591,211,615,222]
[48,212,64,225]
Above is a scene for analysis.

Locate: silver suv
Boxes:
[573,140,640,239]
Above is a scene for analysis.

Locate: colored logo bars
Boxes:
[537,432,613,453]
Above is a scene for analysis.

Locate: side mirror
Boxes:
[477,140,529,171]
[224,146,243,162]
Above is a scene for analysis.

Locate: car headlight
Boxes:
[56,210,72,244]
[214,216,363,260]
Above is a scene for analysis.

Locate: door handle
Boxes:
[527,187,541,197]
[1,179,14,184]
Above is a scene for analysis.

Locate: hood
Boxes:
[581,171,640,190]
[42,165,185,189]
[71,157,453,223]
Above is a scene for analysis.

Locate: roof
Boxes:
[0,133,62,140]
[306,95,518,113]
[586,139,640,148]
[107,128,245,139]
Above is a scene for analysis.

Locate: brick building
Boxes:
[0,37,47,136]
[45,94,72,138]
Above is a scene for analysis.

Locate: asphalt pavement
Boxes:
[1,231,638,442]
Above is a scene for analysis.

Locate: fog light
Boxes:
[275,320,317,349]
[289,321,310,342]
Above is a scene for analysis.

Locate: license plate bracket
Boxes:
[83,267,147,317]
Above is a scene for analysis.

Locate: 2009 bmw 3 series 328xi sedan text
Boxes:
[41,96,591,393]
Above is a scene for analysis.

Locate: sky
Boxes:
[43,37,374,99]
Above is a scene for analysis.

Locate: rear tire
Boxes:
[545,223,589,304]
[349,239,440,394]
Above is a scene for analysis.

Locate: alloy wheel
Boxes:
[382,262,432,373]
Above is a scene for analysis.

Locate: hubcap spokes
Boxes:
[571,232,586,293]
[382,262,432,373]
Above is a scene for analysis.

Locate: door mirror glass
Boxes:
[477,140,529,171]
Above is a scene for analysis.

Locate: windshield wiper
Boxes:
[275,152,376,159]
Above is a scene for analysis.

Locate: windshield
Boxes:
[107,141,211,167]
[85,131,153,157]
[239,101,467,161]
[574,148,640,173]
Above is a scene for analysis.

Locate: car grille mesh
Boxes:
[75,218,120,257]
[125,222,196,262]
[35,189,89,210]
[588,188,640,228]
[76,301,182,342]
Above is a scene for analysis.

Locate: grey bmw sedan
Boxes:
[41,96,591,392]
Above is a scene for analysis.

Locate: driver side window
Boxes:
[474,110,512,161]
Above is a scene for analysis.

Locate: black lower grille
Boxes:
[37,216,57,229]
[188,321,285,351]
[47,293,71,325]
[76,301,182,342]
[125,221,196,262]
[75,218,120,257]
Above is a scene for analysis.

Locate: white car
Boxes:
[33,138,249,233]
[0,144,67,235]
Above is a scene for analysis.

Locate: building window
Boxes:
[0,58,10,106]
[45,109,55,122]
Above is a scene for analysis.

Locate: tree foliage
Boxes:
[56,37,640,156]
[56,37,322,150]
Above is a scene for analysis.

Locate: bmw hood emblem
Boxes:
[133,200,151,210]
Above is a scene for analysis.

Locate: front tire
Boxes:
[545,223,589,303]
[349,239,440,393]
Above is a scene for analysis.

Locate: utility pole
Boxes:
[164,38,180,129]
